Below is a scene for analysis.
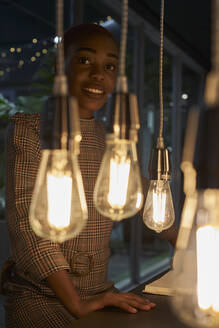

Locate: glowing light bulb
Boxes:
[196,225,219,312]
[29,149,88,242]
[107,155,130,208]
[47,174,72,229]
[143,180,175,233]
[171,189,219,328]
[94,136,143,221]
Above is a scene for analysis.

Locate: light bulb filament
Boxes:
[47,173,72,229]
[108,156,130,208]
[153,190,166,224]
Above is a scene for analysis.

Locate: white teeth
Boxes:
[84,87,103,94]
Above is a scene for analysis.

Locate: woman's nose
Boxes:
[90,65,104,81]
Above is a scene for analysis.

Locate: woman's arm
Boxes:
[46,270,156,318]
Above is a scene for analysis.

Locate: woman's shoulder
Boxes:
[10,112,41,131]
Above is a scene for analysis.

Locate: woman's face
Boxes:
[67,33,119,119]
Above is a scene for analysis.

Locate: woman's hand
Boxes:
[46,270,155,318]
[102,291,156,313]
[77,291,156,317]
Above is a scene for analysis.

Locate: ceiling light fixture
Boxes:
[29,0,88,243]
[94,0,143,221]
[171,0,219,326]
[143,0,175,233]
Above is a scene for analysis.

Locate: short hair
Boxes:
[63,23,118,59]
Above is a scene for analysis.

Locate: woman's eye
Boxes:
[105,64,116,71]
[79,57,91,65]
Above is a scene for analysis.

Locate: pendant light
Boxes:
[143,0,175,233]
[94,0,143,221]
[29,0,88,243]
[170,0,219,326]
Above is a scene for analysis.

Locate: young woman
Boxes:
[3,24,156,328]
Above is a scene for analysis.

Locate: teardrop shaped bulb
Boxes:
[29,149,88,242]
[143,179,175,233]
[94,137,143,221]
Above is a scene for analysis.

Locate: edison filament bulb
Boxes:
[29,149,87,243]
[171,189,219,328]
[143,179,175,233]
[94,136,143,221]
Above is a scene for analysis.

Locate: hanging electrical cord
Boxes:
[116,0,128,93]
[53,0,68,97]
[143,0,175,233]
[94,0,144,221]
[212,0,219,74]
[205,0,219,106]
[56,0,64,77]
[158,0,164,148]
[29,0,88,243]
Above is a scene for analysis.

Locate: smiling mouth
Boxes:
[82,87,104,95]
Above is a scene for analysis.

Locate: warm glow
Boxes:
[197,226,219,312]
[143,180,175,233]
[153,190,166,223]
[136,192,142,209]
[108,156,130,208]
[47,173,72,229]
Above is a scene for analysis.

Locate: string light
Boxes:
[0,37,53,76]
[53,36,62,44]
[182,93,189,100]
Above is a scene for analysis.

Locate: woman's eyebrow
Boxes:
[75,47,118,59]
[75,47,96,53]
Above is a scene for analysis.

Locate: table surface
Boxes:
[68,281,193,328]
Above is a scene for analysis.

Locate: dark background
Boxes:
[0,0,211,69]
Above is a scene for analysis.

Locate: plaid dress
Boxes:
[4,113,114,328]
